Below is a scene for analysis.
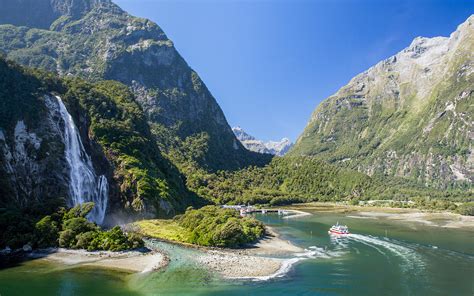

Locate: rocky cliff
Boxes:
[291,15,474,189]
[0,0,268,172]
[232,127,293,156]
[0,58,201,221]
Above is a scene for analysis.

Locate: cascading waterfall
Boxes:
[53,95,108,224]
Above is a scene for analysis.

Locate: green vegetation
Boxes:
[179,206,265,247]
[133,205,265,248]
[51,202,144,251]
[1,5,473,256]
[288,27,473,190]
[0,57,472,253]
[175,155,473,215]
[1,202,143,250]
[0,1,272,173]
[185,156,371,206]
[0,56,203,216]
[61,78,202,215]
[359,197,461,212]
[134,220,192,243]
[455,202,474,216]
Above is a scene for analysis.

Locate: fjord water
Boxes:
[1,211,473,295]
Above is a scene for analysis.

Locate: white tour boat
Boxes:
[328,222,350,235]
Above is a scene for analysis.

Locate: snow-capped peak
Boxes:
[232,127,294,156]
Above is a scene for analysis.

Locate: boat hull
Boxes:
[328,230,350,235]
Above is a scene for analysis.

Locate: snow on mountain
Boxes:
[232,127,293,156]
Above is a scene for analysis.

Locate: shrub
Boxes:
[33,203,145,251]
[75,231,98,250]
[58,229,75,248]
[35,215,60,248]
[456,202,474,216]
[177,205,265,248]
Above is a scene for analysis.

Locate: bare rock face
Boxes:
[232,127,294,156]
[291,15,474,188]
[50,0,113,19]
[0,96,70,208]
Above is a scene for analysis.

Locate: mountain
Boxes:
[291,15,474,189]
[232,127,293,156]
[0,0,269,172]
[0,58,201,222]
[265,138,294,156]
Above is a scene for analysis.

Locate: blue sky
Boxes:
[115,0,473,142]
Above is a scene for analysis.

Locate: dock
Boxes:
[221,205,289,216]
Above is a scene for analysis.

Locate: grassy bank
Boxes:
[131,206,265,248]
[132,220,192,245]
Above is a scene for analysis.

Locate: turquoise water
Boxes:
[1,211,473,295]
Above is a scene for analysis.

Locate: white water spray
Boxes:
[51,96,108,224]
[348,234,425,273]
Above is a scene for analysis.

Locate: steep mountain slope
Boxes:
[291,15,474,189]
[232,127,293,156]
[0,0,269,172]
[0,58,201,221]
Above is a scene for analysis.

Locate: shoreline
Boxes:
[144,225,306,280]
[286,202,474,229]
[21,225,307,280]
[194,226,305,279]
[12,202,472,281]
[29,248,168,273]
[282,209,312,219]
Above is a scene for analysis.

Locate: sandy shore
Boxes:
[283,209,312,219]
[288,202,474,229]
[196,250,283,279]
[243,226,304,256]
[352,211,474,229]
[194,228,305,279]
[31,249,168,273]
[28,225,306,280]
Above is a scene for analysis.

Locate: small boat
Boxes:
[328,222,350,235]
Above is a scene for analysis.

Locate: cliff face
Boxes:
[0,58,201,221]
[0,60,73,210]
[291,16,474,188]
[0,101,70,209]
[0,0,268,172]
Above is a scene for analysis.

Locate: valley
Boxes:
[0,1,472,295]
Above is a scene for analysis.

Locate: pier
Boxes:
[221,205,289,216]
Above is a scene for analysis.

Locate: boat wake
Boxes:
[244,246,345,281]
[347,234,426,274]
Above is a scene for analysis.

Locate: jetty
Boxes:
[221,205,289,216]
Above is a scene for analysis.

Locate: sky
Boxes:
[115,0,474,142]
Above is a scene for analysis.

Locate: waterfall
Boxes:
[53,95,108,224]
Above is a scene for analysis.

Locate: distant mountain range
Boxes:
[291,15,474,189]
[232,127,293,156]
